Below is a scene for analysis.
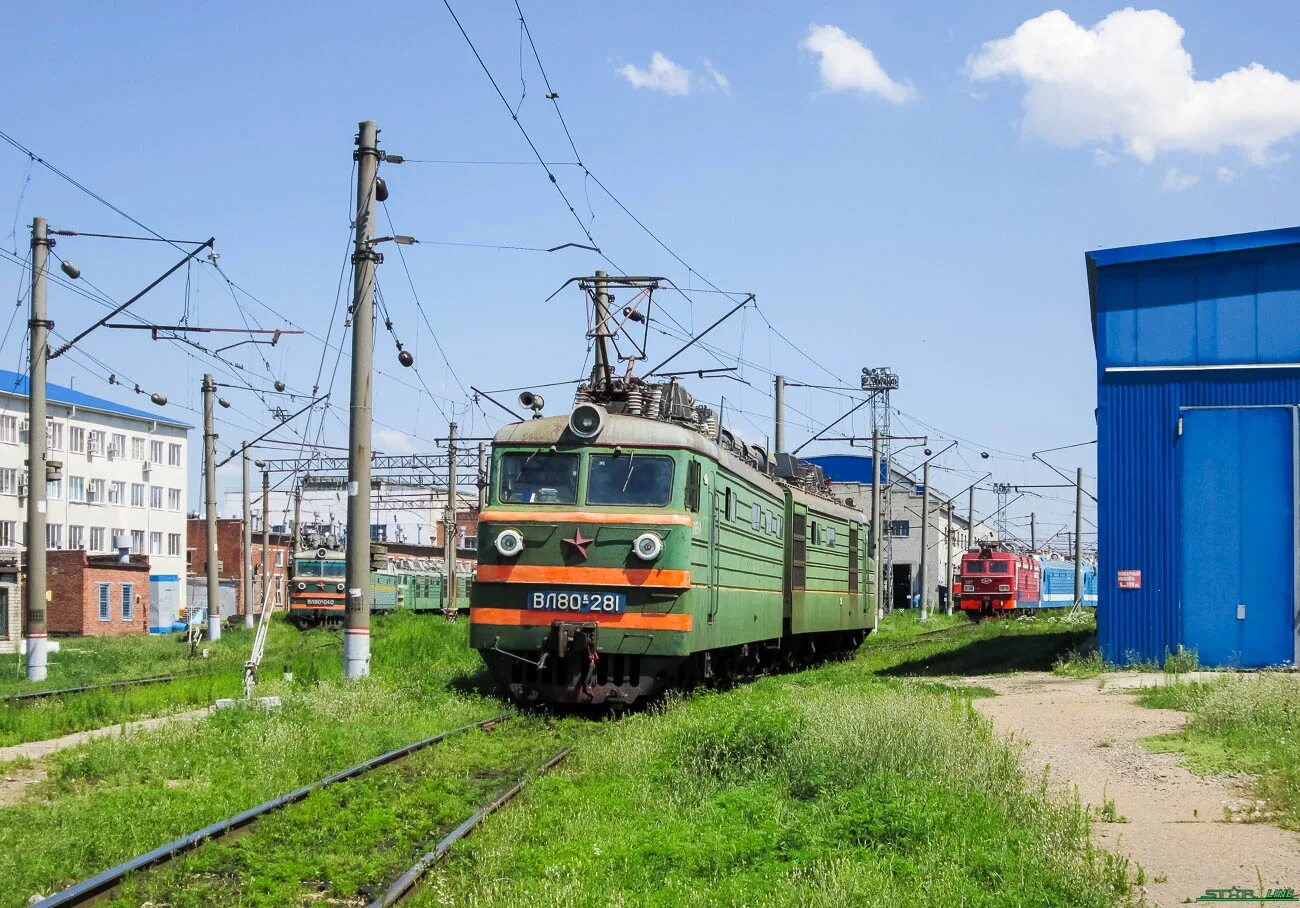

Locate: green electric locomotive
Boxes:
[471,379,876,705]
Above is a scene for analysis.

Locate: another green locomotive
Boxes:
[471,382,875,705]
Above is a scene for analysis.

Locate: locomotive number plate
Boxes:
[528,590,626,613]
[301,597,338,606]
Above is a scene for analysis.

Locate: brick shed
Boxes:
[46,551,151,636]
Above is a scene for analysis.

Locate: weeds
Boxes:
[1137,673,1300,828]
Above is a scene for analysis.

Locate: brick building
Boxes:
[188,518,292,616]
[46,550,150,636]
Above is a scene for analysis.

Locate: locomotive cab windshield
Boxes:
[499,451,579,504]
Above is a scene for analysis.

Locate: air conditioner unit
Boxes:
[108,445,121,460]
[142,461,152,474]
[86,489,98,503]
[17,419,29,433]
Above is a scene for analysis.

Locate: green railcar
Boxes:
[470,402,875,706]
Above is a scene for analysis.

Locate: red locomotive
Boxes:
[958,545,1040,618]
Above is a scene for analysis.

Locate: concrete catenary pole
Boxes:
[202,374,220,642]
[592,271,612,392]
[444,422,458,618]
[1074,467,1084,607]
[945,500,954,616]
[918,461,930,619]
[967,486,975,549]
[242,447,253,628]
[25,217,50,681]
[344,119,380,680]
[261,467,271,612]
[870,427,881,627]
[1030,512,1036,554]
[477,442,487,510]
[773,375,785,454]
[292,482,303,550]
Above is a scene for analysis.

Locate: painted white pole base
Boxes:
[208,617,222,643]
[244,614,255,629]
[25,635,48,682]
[343,630,370,680]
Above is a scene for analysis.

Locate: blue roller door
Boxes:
[1179,407,1296,667]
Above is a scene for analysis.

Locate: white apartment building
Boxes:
[0,369,190,634]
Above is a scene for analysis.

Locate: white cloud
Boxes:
[967,8,1300,164]
[1162,167,1200,191]
[1093,148,1119,167]
[618,52,692,96]
[800,24,915,104]
[1217,165,1236,182]
[374,426,415,454]
[702,58,731,94]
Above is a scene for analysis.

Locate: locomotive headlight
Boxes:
[336,583,345,592]
[495,529,525,557]
[296,581,306,591]
[569,403,604,439]
[998,584,1010,593]
[632,532,663,562]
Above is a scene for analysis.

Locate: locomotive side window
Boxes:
[499,452,579,504]
[725,488,737,521]
[685,461,701,512]
[827,527,836,546]
[809,520,818,544]
[587,454,674,506]
[752,503,761,530]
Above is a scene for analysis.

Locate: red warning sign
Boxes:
[1117,570,1141,590]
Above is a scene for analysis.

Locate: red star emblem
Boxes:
[562,529,593,560]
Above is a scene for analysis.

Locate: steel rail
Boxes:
[368,746,574,907]
[35,713,515,907]
[2,673,201,703]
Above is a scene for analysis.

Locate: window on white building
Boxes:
[131,436,145,460]
[167,532,181,556]
[120,583,133,621]
[149,485,163,509]
[88,430,105,455]
[109,433,126,459]
[131,483,145,508]
[168,488,182,511]
[69,426,85,453]
[68,476,85,502]
[0,468,15,496]
[112,528,125,549]
[68,525,84,550]
[46,478,62,500]
[47,421,63,450]
[168,443,182,466]
[47,523,63,549]
[130,529,145,553]
[149,532,162,555]
[0,415,16,444]
[90,527,106,551]
[104,480,120,504]
[0,521,14,547]
[150,440,164,463]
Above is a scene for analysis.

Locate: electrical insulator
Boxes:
[398,349,414,368]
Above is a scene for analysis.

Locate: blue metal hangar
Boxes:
[1088,226,1300,668]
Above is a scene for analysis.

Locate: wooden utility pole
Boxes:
[344,119,380,680]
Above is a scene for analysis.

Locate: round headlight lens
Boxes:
[569,403,604,439]
[336,583,345,592]
[296,581,306,591]
[495,529,525,557]
[632,532,663,561]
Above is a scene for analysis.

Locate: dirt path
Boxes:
[0,708,210,806]
[971,673,1300,907]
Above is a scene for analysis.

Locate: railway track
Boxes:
[864,620,976,652]
[34,712,517,907]
[368,746,573,907]
[1,673,202,703]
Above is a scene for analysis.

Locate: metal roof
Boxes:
[0,369,191,428]
[1086,225,1300,270]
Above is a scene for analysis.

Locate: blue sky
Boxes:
[4,1,1300,544]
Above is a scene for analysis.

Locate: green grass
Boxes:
[0,622,342,746]
[0,610,1123,907]
[1136,673,1300,827]
[0,614,502,906]
[415,654,1132,907]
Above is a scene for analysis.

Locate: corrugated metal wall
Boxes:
[1098,372,1300,663]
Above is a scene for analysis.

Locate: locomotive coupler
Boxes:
[552,621,598,659]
